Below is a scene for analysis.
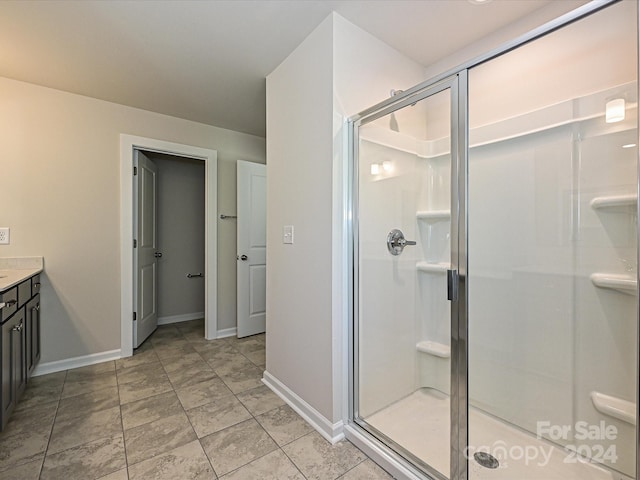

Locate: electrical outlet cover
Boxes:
[0,228,9,245]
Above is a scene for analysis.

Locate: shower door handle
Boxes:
[447,269,458,301]
[387,229,416,256]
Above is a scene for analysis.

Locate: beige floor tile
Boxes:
[218,365,264,394]
[3,399,57,438]
[0,458,43,479]
[159,352,206,373]
[121,391,184,430]
[116,349,159,370]
[338,459,393,479]
[15,380,64,412]
[201,418,278,476]
[211,354,255,376]
[128,440,215,479]
[48,406,122,454]
[256,404,313,446]
[27,371,66,388]
[198,343,241,362]
[186,395,252,438]
[118,373,173,405]
[221,449,304,479]
[97,468,129,480]
[153,342,197,359]
[236,384,285,416]
[40,434,126,480]
[0,427,47,472]
[283,432,367,480]
[124,412,196,465]
[116,362,166,385]
[56,386,119,420]
[233,338,264,356]
[167,363,217,389]
[176,377,234,410]
[65,362,116,382]
[244,348,266,367]
[61,372,118,399]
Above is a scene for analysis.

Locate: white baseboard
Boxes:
[33,349,122,377]
[157,312,204,325]
[262,370,344,444]
[216,327,237,338]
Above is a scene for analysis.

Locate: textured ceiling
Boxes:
[0,0,586,137]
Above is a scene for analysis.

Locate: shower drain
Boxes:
[473,451,500,469]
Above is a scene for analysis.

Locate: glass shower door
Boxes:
[353,79,459,479]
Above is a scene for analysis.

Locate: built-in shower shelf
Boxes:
[590,273,637,295]
[416,341,450,358]
[416,210,450,221]
[590,194,637,211]
[591,391,636,426]
[416,262,449,273]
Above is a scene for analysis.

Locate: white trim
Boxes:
[157,312,205,326]
[120,135,218,358]
[262,371,345,444]
[343,424,424,480]
[216,327,238,338]
[33,350,122,377]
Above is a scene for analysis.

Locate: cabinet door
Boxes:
[13,309,26,403]
[1,314,18,430]
[26,296,40,376]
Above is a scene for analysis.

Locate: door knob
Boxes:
[154,252,163,258]
[387,229,416,256]
[240,255,248,261]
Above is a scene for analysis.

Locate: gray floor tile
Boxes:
[166,363,218,389]
[233,338,264,356]
[256,404,313,446]
[0,458,43,479]
[116,349,159,370]
[124,412,196,465]
[244,348,266,367]
[283,432,367,480]
[236,384,286,416]
[3,399,57,438]
[153,342,197,359]
[211,354,255,376]
[338,459,393,479]
[15,381,63,412]
[97,468,129,480]
[175,377,234,410]
[0,428,48,472]
[65,362,116,382]
[121,391,184,431]
[48,405,122,454]
[40,433,126,480]
[197,342,240,360]
[159,352,206,373]
[28,371,66,388]
[118,372,173,405]
[201,418,278,476]
[128,440,215,479]
[61,372,118,399]
[116,362,166,385]
[221,449,304,479]
[218,364,264,394]
[57,386,119,420]
[186,395,252,438]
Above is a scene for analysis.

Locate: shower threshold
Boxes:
[366,388,629,480]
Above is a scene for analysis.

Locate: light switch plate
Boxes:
[0,228,9,245]
[283,225,294,244]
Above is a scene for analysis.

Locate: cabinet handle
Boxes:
[0,300,17,309]
[12,323,23,332]
[36,305,40,311]
[34,282,41,287]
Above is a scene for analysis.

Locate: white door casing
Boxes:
[133,151,158,347]
[237,160,266,338]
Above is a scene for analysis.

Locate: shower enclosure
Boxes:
[348,2,638,479]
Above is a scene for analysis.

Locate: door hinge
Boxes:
[133,312,137,321]
[133,239,137,248]
[133,166,138,176]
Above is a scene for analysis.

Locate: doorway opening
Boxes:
[120,135,217,358]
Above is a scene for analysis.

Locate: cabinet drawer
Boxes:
[32,275,41,295]
[17,280,31,308]
[0,288,17,322]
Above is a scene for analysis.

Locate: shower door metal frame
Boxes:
[346,2,636,480]
[349,74,465,480]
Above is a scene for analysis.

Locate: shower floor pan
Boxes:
[366,388,629,480]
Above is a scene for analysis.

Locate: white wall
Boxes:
[151,152,205,321]
[266,11,425,431]
[0,76,265,364]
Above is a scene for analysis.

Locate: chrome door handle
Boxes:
[154,252,163,258]
[387,229,416,256]
[447,269,458,301]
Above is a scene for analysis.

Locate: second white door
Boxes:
[236,160,266,338]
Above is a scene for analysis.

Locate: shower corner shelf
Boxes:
[590,391,636,426]
[416,341,450,358]
[590,194,638,211]
[416,262,449,273]
[590,273,637,295]
[416,210,451,221]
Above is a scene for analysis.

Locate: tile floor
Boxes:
[0,320,393,480]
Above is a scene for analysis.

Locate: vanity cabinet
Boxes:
[0,273,41,431]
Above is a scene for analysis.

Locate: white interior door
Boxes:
[237,160,266,338]
[134,150,159,347]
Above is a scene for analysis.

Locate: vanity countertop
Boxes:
[0,257,44,292]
